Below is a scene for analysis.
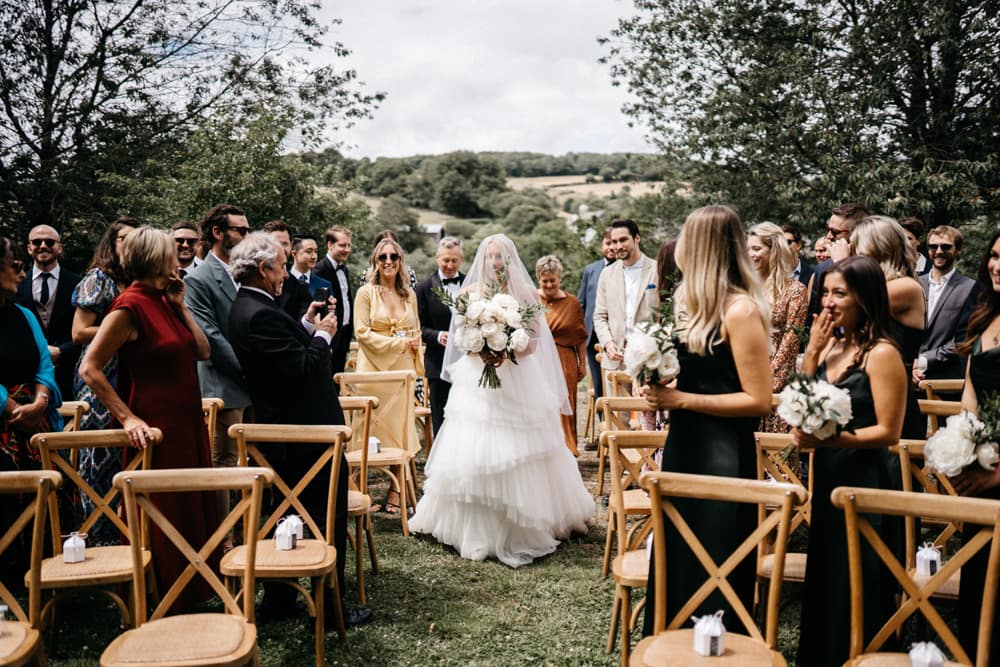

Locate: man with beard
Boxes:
[184,205,252,518]
[171,220,201,278]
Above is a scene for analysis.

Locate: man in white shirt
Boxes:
[289,236,332,298]
[914,225,981,383]
[593,219,659,372]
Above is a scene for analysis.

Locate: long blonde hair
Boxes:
[674,205,770,355]
[748,222,794,308]
[850,215,917,281]
[367,238,411,299]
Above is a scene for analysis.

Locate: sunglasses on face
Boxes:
[826,227,849,239]
[377,253,400,263]
[4,259,24,272]
[29,238,57,248]
[175,238,197,247]
[226,226,251,236]
[927,243,954,252]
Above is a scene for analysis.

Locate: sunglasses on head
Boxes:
[377,253,400,263]
[29,238,57,248]
[175,238,197,247]
[927,243,954,252]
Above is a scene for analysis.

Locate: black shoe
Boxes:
[344,606,374,628]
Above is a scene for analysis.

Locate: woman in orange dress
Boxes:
[536,255,588,456]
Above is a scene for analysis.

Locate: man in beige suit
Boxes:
[593,219,659,371]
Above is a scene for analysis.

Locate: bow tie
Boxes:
[334,263,347,273]
[441,276,461,285]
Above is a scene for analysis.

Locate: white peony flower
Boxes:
[925,423,977,477]
[624,330,660,378]
[656,350,680,382]
[503,308,523,328]
[492,294,519,311]
[976,442,1000,471]
[486,331,508,351]
[461,327,485,353]
[466,300,487,322]
[479,321,501,337]
[483,301,504,322]
[509,328,530,352]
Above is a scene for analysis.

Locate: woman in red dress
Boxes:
[80,226,216,611]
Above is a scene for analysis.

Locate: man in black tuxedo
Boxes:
[228,232,372,627]
[263,220,310,320]
[314,225,354,377]
[416,236,465,436]
[16,224,81,400]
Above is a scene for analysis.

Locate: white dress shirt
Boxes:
[622,257,645,339]
[332,260,351,325]
[927,267,956,321]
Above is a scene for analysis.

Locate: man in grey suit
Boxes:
[184,204,253,487]
[577,228,616,405]
[913,225,981,384]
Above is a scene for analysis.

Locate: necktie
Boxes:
[441,276,461,285]
[179,268,187,279]
[299,274,309,285]
[39,272,52,306]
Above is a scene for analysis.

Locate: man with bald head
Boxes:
[16,224,81,400]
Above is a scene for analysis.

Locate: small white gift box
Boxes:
[274,519,298,551]
[916,542,942,577]
[0,603,8,633]
[692,610,726,657]
[909,641,945,667]
[282,514,304,540]
[368,436,381,455]
[62,532,87,563]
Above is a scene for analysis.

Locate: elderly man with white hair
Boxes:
[226,232,373,628]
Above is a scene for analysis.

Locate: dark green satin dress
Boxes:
[959,337,1000,665]
[797,362,899,666]
[642,340,758,636]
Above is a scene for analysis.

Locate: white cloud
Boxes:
[315,0,652,157]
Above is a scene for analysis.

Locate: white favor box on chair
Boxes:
[274,520,297,551]
[916,543,942,577]
[692,610,726,657]
[909,641,945,667]
[62,532,86,563]
[368,436,381,455]
[284,514,304,540]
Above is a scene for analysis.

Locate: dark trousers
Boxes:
[587,334,603,403]
[331,324,353,378]
[428,377,451,438]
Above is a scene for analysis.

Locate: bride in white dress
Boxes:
[409,234,594,568]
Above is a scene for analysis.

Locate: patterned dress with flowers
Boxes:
[762,279,807,432]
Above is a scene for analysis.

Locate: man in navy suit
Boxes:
[577,228,616,408]
[314,226,354,377]
[289,235,332,298]
[782,224,815,288]
[16,224,80,401]
[263,219,310,320]
[416,236,465,436]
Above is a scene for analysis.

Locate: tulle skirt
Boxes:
[409,354,594,567]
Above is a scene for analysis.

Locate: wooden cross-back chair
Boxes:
[832,486,1000,665]
[335,370,418,536]
[56,401,89,433]
[754,433,813,613]
[201,397,224,451]
[582,344,604,446]
[29,429,159,644]
[414,375,433,456]
[919,378,964,401]
[595,396,651,499]
[224,424,351,665]
[605,371,634,399]
[101,467,273,667]
[892,439,963,600]
[918,398,963,436]
[632,472,807,666]
[603,430,664,665]
[339,395,381,605]
[0,470,60,667]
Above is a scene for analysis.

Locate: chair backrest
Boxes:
[918,398,962,435]
[335,370,415,452]
[604,371,634,399]
[832,487,1000,664]
[890,439,961,562]
[57,401,90,432]
[641,471,808,647]
[0,471,61,628]
[229,423,350,542]
[201,397,224,450]
[31,429,159,554]
[754,432,813,526]
[606,430,666,555]
[339,396,379,494]
[113,467,273,624]
[596,396,648,433]
[919,378,964,400]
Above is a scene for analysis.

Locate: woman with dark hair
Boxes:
[952,227,1000,664]
[70,219,136,544]
[794,256,907,666]
[641,206,773,634]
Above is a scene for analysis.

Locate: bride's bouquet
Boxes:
[925,399,1000,477]
[624,321,680,385]
[434,268,544,389]
[776,374,853,440]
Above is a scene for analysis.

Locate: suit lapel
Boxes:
[927,275,963,329]
[211,256,237,301]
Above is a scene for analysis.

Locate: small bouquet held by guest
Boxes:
[624,321,680,386]
[776,374,853,457]
[434,266,544,389]
[924,396,1000,477]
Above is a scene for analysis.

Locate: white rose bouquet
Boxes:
[777,374,853,441]
[434,269,544,389]
[925,410,1000,477]
[624,321,680,385]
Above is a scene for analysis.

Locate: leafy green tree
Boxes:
[503,204,556,235]
[373,195,431,254]
[603,0,1000,233]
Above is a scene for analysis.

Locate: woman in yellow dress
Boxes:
[354,237,423,513]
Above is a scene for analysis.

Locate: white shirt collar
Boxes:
[242,285,275,301]
[33,263,60,279]
[290,268,310,281]
[930,267,957,286]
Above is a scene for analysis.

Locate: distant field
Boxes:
[352,194,464,230]
[507,175,664,203]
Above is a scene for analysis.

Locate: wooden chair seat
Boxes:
[33,545,152,586]
[631,630,786,666]
[348,490,371,513]
[0,621,36,666]
[221,540,335,575]
[847,654,963,666]
[909,568,960,599]
[622,489,651,514]
[100,613,257,666]
[758,552,807,582]
[346,447,411,467]
[612,550,649,588]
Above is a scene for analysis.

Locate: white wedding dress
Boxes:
[409,351,595,568]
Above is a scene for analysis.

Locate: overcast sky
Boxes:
[319,1,653,158]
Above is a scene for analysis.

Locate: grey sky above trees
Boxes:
[319,0,652,158]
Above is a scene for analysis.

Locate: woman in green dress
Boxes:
[794,256,907,666]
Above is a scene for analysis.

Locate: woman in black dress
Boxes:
[794,256,907,666]
[953,227,1000,665]
[641,205,773,635]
